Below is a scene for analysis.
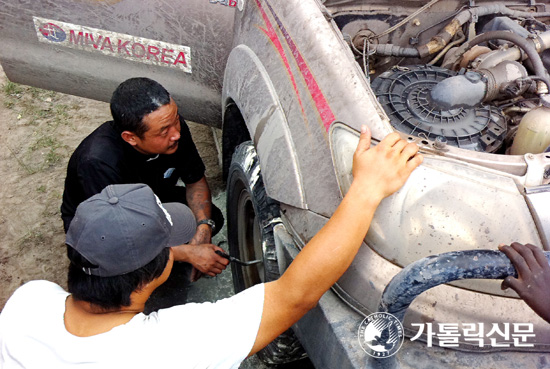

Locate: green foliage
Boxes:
[3,81,23,96]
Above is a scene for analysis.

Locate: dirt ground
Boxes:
[0,65,224,311]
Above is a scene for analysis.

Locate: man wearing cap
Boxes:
[61,77,227,280]
[0,128,423,367]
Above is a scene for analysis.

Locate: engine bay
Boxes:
[335,1,550,156]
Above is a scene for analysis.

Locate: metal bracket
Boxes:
[524,153,550,187]
[524,185,550,251]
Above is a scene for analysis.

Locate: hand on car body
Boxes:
[248,126,423,355]
[499,242,550,323]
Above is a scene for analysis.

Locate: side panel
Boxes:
[222,45,306,208]
[225,0,390,215]
[0,0,237,126]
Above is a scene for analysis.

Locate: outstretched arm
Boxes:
[249,126,423,355]
[499,242,550,323]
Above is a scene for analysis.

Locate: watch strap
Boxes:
[197,218,216,231]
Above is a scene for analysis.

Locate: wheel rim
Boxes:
[236,187,265,287]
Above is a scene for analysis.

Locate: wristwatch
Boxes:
[197,218,216,232]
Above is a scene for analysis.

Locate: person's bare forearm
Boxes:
[250,127,422,354]
[186,176,212,221]
[277,183,382,308]
[277,130,421,310]
[186,177,213,244]
[258,181,384,344]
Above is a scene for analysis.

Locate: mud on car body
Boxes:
[1,0,550,367]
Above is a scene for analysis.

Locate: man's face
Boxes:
[126,98,181,155]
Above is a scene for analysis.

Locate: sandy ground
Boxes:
[0,67,106,309]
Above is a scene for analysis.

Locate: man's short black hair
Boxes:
[67,247,170,310]
[110,77,171,138]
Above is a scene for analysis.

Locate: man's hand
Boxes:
[499,242,550,323]
[351,126,423,203]
[188,224,214,280]
[171,243,229,281]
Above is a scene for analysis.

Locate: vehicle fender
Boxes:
[222,44,306,209]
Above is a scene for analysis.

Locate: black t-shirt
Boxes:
[61,117,205,232]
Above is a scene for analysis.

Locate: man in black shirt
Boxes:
[61,77,228,281]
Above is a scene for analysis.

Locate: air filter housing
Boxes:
[371,65,507,152]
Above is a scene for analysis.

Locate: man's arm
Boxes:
[186,176,214,244]
[182,176,227,281]
[499,242,550,323]
[249,126,423,354]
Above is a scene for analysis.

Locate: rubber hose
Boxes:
[416,4,550,57]
[459,30,550,90]
[379,249,550,322]
[373,44,420,57]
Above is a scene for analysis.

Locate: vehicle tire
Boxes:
[226,141,307,365]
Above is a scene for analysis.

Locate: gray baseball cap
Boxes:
[66,183,196,277]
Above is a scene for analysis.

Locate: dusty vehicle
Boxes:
[2,0,550,367]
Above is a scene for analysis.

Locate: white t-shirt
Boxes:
[0,280,265,369]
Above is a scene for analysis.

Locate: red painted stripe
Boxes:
[255,0,307,119]
[261,0,335,131]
